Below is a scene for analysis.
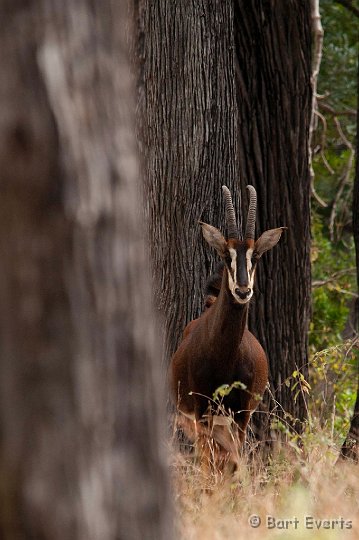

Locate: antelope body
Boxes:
[170,185,285,467]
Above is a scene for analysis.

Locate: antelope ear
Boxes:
[199,222,227,257]
[254,227,287,258]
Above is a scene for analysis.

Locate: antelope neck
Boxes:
[208,269,248,358]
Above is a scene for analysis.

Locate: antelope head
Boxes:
[200,185,286,305]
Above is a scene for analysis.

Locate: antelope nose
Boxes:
[235,288,250,299]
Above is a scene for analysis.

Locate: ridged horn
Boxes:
[245,185,257,240]
[222,185,239,239]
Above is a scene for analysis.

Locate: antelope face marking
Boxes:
[225,241,257,304]
[200,221,285,306]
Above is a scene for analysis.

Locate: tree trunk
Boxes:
[138,0,241,362]
[234,0,312,438]
[139,0,311,441]
[0,2,172,539]
[340,58,359,462]
[340,378,359,461]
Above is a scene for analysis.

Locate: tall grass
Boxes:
[170,341,358,539]
[171,428,358,539]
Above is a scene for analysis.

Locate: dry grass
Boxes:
[170,422,358,540]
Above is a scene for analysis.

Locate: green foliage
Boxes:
[309,342,357,440]
[319,0,357,112]
[310,212,357,440]
[310,218,356,350]
[312,1,357,207]
[309,0,358,442]
[212,381,247,402]
[284,370,311,403]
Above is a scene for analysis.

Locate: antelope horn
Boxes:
[245,185,257,240]
[222,186,239,239]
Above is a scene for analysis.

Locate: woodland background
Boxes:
[0,1,357,539]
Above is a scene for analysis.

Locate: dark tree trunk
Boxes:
[0,2,172,539]
[234,1,312,439]
[139,0,311,441]
[138,1,241,362]
[341,380,359,461]
[340,59,359,462]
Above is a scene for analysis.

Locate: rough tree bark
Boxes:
[234,1,312,437]
[139,0,311,441]
[137,1,241,362]
[0,2,172,539]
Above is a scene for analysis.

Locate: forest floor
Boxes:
[170,424,358,540]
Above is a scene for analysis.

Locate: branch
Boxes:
[336,0,359,18]
[312,268,357,288]
[329,150,354,241]
[309,0,325,205]
[333,116,354,151]
[312,184,329,207]
[314,109,335,176]
[318,101,357,117]
[328,115,355,241]
[321,150,335,175]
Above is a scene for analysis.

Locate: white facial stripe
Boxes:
[229,248,237,277]
[246,248,253,272]
[246,248,255,292]
[227,248,237,298]
[226,247,256,305]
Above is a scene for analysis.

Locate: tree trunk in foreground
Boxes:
[0,2,172,539]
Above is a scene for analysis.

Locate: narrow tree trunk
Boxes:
[340,378,359,461]
[340,59,359,462]
[0,2,172,538]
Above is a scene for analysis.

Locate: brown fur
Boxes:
[170,240,269,469]
[203,262,224,310]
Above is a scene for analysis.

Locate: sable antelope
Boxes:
[170,185,286,468]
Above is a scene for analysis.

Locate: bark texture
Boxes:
[234,0,312,436]
[139,0,311,440]
[0,1,172,539]
[138,1,241,362]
